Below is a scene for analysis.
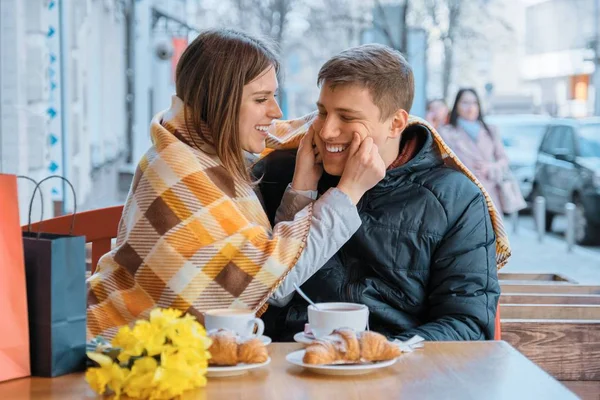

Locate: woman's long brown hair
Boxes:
[449,88,492,135]
[175,29,279,183]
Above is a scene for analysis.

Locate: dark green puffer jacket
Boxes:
[256,123,501,341]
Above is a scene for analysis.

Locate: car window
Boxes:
[495,124,547,151]
[578,124,600,158]
[540,127,561,154]
[556,127,576,155]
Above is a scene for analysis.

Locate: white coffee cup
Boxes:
[203,309,265,338]
[307,302,369,338]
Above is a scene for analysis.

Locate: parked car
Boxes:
[532,118,600,244]
[487,114,552,203]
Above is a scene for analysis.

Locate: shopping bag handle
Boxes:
[17,175,45,224]
[27,175,77,237]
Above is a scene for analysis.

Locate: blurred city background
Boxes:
[1,0,599,276]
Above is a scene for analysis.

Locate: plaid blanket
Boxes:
[87,99,315,339]
[87,98,510,340]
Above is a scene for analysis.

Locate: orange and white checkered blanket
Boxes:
[87,101,315,339]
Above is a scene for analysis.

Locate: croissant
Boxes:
[208,330,239,366]
[302,329,401,365]
[238,338,269,364]
[208,330,268,366]
[302,338,339,365]
[359,331,402,362]
[335,328,361,361]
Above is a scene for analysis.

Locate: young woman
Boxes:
[440,88,524,214]
[86,29,385,339]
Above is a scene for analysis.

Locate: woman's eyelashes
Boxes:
[255,94,278,104]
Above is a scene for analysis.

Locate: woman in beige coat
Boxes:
[440,88,524,214]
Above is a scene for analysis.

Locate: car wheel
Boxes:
[573,198,600,245]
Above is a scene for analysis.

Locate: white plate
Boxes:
[207,357,271,378]
[293,332,316,345]
[285,350,397,376]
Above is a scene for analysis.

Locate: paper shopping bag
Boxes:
[22,175,86,377]
[0,174,31,382]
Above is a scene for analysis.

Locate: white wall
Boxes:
[0,0,128,223]
[521,0,597,116]
[1,0,202,223]
[1,0,54,224]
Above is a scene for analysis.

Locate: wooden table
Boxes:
[0,341,577,400]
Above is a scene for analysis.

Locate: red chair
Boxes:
[495,305,502,340]
[22,205,124,274]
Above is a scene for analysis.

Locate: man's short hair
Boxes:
[317,44,414,121]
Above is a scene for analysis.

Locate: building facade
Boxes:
[523,0,599,117]
[0,0,128,222]
[0,0,197,223]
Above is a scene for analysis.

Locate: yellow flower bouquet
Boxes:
[86,308,212,399]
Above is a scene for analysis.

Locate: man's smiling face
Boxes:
[313,83,397,176]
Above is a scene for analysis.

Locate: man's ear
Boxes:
[389,109,409,139]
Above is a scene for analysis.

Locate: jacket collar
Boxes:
[376,123,443,190]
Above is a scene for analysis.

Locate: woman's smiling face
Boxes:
[314,83,399,176]
[239,66,283,154]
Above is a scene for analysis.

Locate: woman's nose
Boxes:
[268,99,283,119]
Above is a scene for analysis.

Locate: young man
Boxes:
[257,44,501,341]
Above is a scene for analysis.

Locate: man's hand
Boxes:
[337,132,386,204]
[291,125,323,191]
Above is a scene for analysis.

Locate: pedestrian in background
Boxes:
[439,88,525,215]
[425,98,449,131]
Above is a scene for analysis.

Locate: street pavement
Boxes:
[502,214,600,284]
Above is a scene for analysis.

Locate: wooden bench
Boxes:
[502,319,600,398]
[500,304,600,320]
[500,294,600,305]
[499,272,577,283]
[500,281,600,399]
[501,283,600,295]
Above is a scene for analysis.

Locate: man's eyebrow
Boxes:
[316,102,363,115]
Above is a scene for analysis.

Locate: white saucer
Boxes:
[286,350,396,376]
[259,335,272,346]
[207,357,271,378]
[293,332,316,345]
[233,335,272,345]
